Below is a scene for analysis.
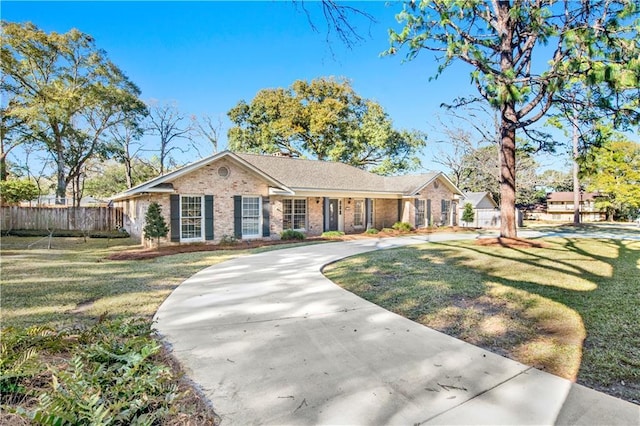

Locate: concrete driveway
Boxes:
[154,232,640,425]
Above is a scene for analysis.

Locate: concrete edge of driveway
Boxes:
[154,232,640,425]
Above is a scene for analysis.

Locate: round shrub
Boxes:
[392,221,413,232]
[280,229,305,240]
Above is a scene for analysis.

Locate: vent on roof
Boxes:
[272,151,293,157]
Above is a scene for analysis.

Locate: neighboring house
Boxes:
[538,191,606,222]
[458,192,500,228]
[112,151,464,245]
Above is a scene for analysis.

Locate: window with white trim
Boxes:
[353,199,364,227]
[242,196,261,237]
[283,199,307,230]
[415,199,426,227]
[181,196,203,240]
[441,199,451,225]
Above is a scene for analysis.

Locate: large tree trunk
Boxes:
[124,156,133,188]
[0,152,8,181]
[499,104,518,238]
[571,111,581,225]
[497,1,517,238]
[56,149,67,205]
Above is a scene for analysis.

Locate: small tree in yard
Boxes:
[143,202,169,247]
[462,203,475,227]
[0,179,39,205]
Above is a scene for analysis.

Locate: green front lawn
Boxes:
[324,237,640,404]
[0,236,309,424]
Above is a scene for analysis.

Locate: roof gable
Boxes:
[111,151,293,200]
[462,192,498,208]
[387,173,464,196]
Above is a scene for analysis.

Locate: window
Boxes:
[415,199,426,227]
[353,199,364,227]
[242,196,261,237]
[441,200,451,225]
[283,199,307,230]
[218,166,230,177]
[181,196,203,240]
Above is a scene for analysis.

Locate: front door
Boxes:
[328,199,339,231]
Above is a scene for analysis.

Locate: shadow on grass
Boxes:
[326,237,640,403]
[0,237,271,329]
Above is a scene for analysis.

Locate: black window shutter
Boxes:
[262,197,270,237]
[427,199,432,226]
[170,194,180,242]
[397,199,403,222]
[233,196,242,239]
[204,195,214,240]
[323,197,329,232]
[365,198,371,229]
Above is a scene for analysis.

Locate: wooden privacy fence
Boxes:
[0,206,124,231]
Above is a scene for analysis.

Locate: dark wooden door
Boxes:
[329,199,339,231]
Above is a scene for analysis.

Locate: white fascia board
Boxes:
[269,187,295,196]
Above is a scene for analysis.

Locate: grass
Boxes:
[324,237,640,404]
[0,236,312,424]
[1,236,307,328]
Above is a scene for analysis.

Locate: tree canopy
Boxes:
[388,0,640,237]
[227,77,426,175]
[0,178,38,205]
[1,21,147,205]
[585,139,640,219]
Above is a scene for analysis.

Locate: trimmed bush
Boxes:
[365,228,379,234]
[280,229,305,240]
[392,221,413,232]
[321,231,345,239]
[219,234,238,246]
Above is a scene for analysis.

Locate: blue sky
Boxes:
[3,1,565,172]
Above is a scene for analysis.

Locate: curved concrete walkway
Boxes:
[154,232,639,425]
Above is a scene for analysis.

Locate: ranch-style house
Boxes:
[112,151,464,245]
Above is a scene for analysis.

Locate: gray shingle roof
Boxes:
[463,192,490,206]
[237,153,449,195]
[112,151,462,200]
[383,174,439,194]
[238,153,388,193]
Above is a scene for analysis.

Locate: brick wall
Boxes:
[308,198,324,235]
[374,199,399,230]
[119,157,459,246]
[120,158,272,246]
[401,179,458,228]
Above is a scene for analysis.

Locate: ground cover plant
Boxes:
[0,236,312,424]
[324,237,640,404]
